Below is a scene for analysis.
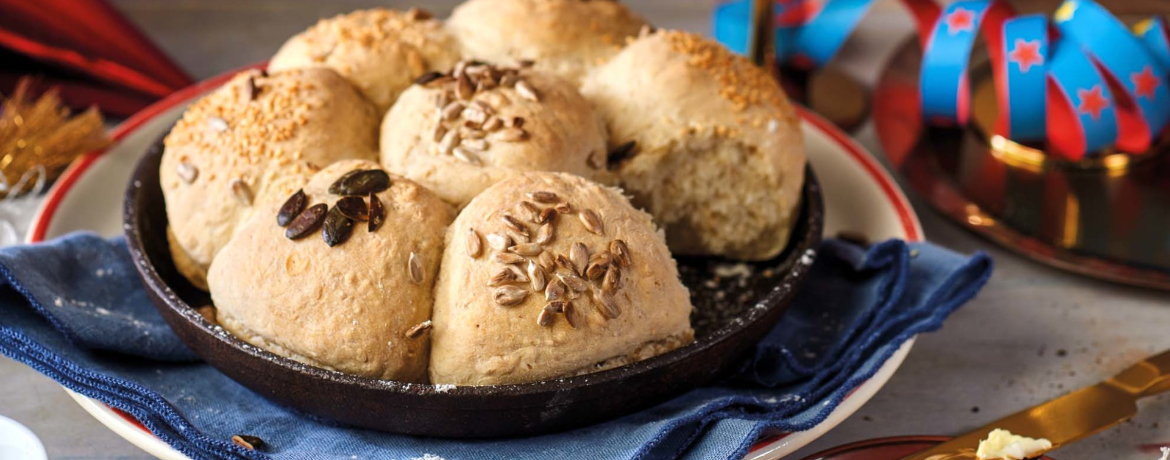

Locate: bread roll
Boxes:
[580,30,806,260]
[269,8,461,112]
[380,61,610,207]
[208,160,455,381]
[161,68,379,289]
[447,0,648,84]
[430,172,693,385]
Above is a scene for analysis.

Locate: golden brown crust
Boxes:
[430,172,693,385]
[160,68,379,289]
[269,8,461,112]
[580,30,806,260]
[447,0,648,84]
[379,64,611,207]
[208,160,455,381]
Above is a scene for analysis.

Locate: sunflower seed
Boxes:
[285,204,327,239]
[493,252,526,265]
[639,24,655,38]
[437,129,461,154]
[456,74,474,100]
[563,301,582,328]
[176,161,198,183]
[486,232,511,251]
[482,116,503,131]
[462,138,489,151]
[489,265,527,286]
[537,251,556,272]
[501,214,529,237]
[602,265,621,293]
[432,123,448,143]
[462,128,486,139]
[525,191,556,204]
[610,239,631,267]
[545,278,567,302]
[570,242,589,274]
[534,222,554,244]
[493,285,528,306]
[596,291,621,319]
[408,252,424,284]
[334,196,368,221]
[537,306,557,327]
[538,207,558,224]
[554,202,572,214]
[329,169,391,196]
[585,261,607,280]
[588,150,607,169]
[538,304,556,325]
[511,117,526,129]
[516,201,541,222]
[495,127,527,142]
[499,71,518,87]
[462,106,488,124]
[406,320,432,338]
[515,80,539,101]
[545,301,565,313]
[555,254,575,273]
[433,91,450,109]
[559,271,589,292]
[441,101,465,121]
[230,179,253,205]
[232,435,264,451]
[579,209,604,235]
[510,243,543,256]
[322,206,355,247]
[466,228,483,258]
[208,116,229,133]
[608,140,637,165]
[276,190,307,226]
[528,261,547,291]
[452,147,481,165]
[518,59,535,68]
[368,192,385,232]
[414,71,444,86]
[453,60,469,78]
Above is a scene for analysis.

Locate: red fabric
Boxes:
[0,0,192,117]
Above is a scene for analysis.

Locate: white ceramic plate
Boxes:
[28,68,923,460]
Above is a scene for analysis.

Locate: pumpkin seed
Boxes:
[329,169,391,196]
[367,192,385,232]
[276,189,306,227]
[335,196,368,221]
[322,206,355,247]
[285,204,327,240]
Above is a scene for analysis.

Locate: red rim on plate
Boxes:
[29,65,923,454]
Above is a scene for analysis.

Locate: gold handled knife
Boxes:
[901,349,1170,460]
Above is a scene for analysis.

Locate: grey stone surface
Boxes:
[0,1,1166,459]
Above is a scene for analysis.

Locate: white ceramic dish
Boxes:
[28,67,922,460]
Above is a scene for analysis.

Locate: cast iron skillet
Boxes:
[124,134,824,438]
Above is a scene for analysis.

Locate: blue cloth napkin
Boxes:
[0,232,990,460]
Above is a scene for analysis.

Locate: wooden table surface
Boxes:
[1,1,1167,459]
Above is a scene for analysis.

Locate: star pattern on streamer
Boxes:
[1077,85,1109,120]
[1008,39,1044,73]
[945,8,975,35]
[1131,66,1161,99]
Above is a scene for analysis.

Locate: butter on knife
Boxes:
[975,429,1052,460]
